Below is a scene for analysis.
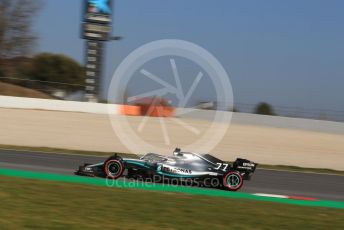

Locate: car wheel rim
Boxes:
[107,162,121,177]
[226,174,241,188]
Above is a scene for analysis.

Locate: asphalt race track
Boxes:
[0,149,343,201]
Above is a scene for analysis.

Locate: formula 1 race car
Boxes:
[75,148,257,191]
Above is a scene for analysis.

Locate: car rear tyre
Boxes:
[104,159,124,179]
[223,172,243,191]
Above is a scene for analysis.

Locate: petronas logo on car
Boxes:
[162,166,192,175]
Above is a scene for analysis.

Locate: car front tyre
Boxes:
[104,159,124,179]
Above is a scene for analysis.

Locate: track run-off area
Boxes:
[0,149,343,209]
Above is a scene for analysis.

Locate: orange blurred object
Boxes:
[120,105,141,116]
[147,106,175,117]
[120,97,175,117]
[119,104,175,117]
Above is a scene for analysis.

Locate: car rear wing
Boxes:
[232,158,257,179]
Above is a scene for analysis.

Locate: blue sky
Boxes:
[34,0,344,110]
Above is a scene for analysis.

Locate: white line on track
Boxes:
[253,193,288,199]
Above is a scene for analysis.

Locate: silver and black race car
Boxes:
[75,148,257,191]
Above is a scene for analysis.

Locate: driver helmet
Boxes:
[173,148,182,156]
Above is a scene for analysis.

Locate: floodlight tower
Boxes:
[81,0,120,102]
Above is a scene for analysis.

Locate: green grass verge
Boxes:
[1,144,343,175]
[0,175,343,230]
[1,168,342,209]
